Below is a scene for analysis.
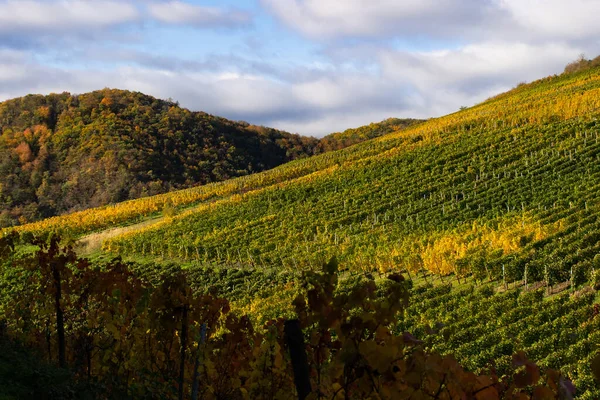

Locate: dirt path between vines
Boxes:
[75,216,164,255]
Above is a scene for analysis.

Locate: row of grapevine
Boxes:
[104,114,600,290]
[2,235,579,399]
[399,282,600,398]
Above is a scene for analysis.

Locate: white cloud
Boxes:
[375,41,584,116]
[1,1,599,137]
[261,0,492,39]
[0,0,139,33]
[380,42,579,90]
[148,1,251,28]
[498,0,600,40]
[0,37,591,137]
[262,0,600,45]
[0,0,252,40]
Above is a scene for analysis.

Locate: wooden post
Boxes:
[178,305,189,400]
[545,264,550,296]
[570,266,573,291]
[284,320,311,399]
[191,324,207,400]
[454,265,461,285]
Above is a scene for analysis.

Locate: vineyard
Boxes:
[133,262,600,398]
[97,68,600,290]
[101,66,600,397]
[399,282,600,399]
[4,65,600,397]
[7,66,600,245]
[0,238,586,399]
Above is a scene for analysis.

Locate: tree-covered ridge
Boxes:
[316,118,423,152]
[0,89,324,227]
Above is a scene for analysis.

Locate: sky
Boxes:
[0,1,599,137]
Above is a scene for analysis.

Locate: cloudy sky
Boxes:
[1,0,599,136]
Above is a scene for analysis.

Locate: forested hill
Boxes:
[316,117,422,152]
[0,89,324,226]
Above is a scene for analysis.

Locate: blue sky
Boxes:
[1,0,599,136]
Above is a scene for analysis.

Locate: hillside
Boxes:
[5,66,600,397]
[99,67,600,284]
[98,66,600,395]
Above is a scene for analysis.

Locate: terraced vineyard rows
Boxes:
[399,283,600,398]
[104,116,600,286]
[9,67,600,243]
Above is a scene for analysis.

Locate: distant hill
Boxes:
[0,89,415,227]
[316,118,422,152]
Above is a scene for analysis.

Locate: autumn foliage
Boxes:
[0,89,321,227]
[0,235,581,399]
